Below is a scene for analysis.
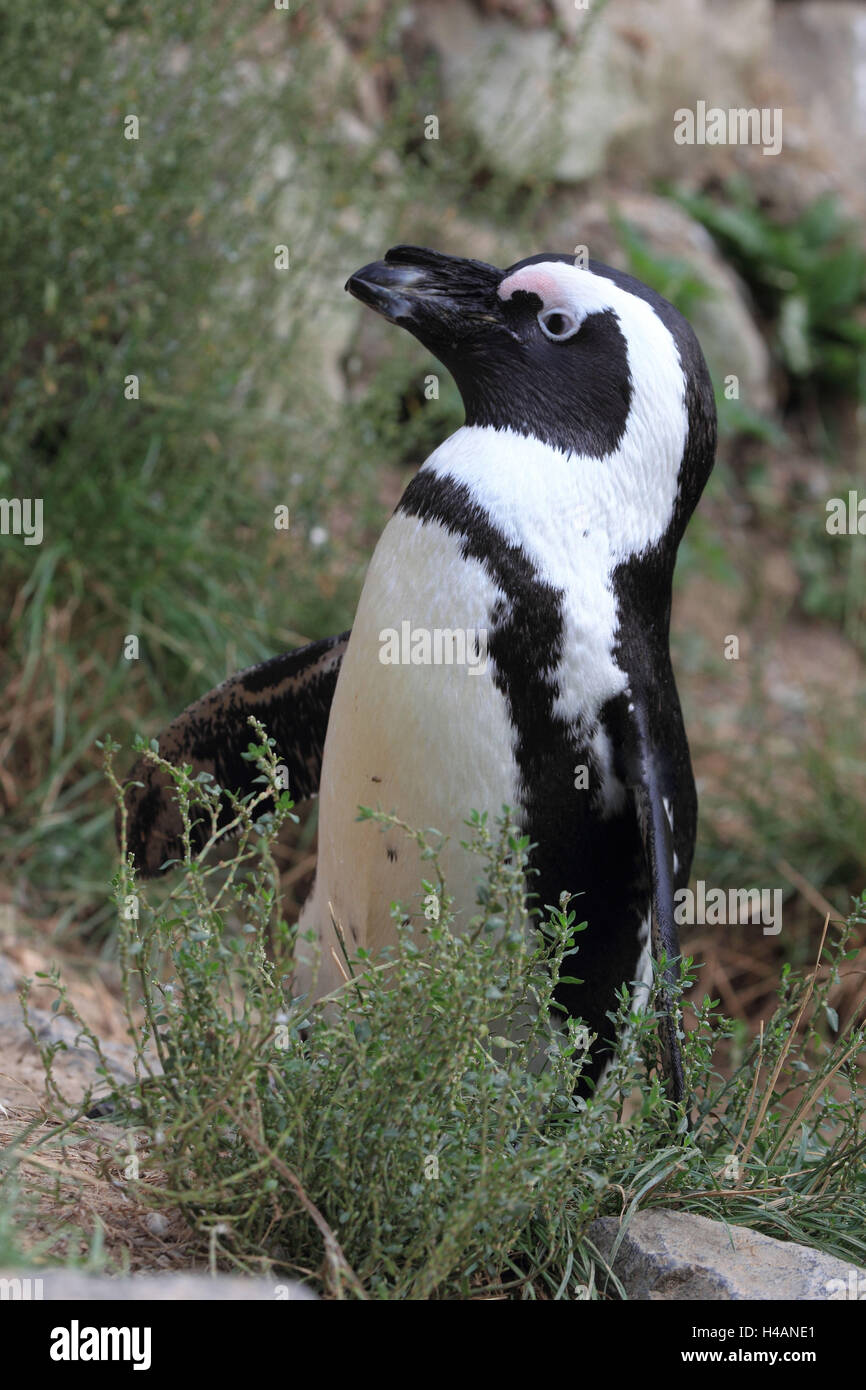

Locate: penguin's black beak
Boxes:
[345,245,503,340]
[345,257,426,325]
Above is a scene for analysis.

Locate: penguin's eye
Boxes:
[537,307,580,342]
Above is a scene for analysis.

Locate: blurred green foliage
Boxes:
[0,0,556,928]
[673,178,866,407]
[611,210,711,324]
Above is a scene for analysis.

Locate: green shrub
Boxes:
[5,732,863,1298]
[672,179,866,406]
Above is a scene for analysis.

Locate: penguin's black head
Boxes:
[347,245,716,538]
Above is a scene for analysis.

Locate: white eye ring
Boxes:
[538,307,580,342]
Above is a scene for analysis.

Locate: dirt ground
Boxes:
[0,927,193,1272]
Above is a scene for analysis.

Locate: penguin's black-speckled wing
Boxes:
[120,631,350,877]
[628,696,687,1105]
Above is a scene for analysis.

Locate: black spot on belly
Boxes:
[387,847,397,862]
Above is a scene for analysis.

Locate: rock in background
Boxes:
[407,0,774,185]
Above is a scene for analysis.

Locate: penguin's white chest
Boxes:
[295,511,518,999]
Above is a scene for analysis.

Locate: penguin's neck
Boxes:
[420,423,681,570]
[403,424,680,730]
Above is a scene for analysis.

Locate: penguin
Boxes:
[122,245,717,1100]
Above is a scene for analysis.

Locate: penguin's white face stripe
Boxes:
[498,259,689,550]
[498,261,632,334]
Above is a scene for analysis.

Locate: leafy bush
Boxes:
[672,179,866,406]
[6,734,864,1298]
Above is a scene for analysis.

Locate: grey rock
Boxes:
[412,0,773,184]
[0,1269,316,1301]
[590,1209,866,1300]
[768,2,866,220]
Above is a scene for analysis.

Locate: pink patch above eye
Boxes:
[497,266,561,304]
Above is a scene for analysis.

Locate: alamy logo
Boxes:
[49,1320,152,1371]
[826,491,866,535]
[0,497,43,545]
[824,1270,866,1300]
[378,622,488,675]
[0,1276,43,1300]
[674,102,783,157]
[674,881,783,936]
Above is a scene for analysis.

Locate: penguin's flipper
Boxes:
[628,698,686,1105]
[120,631,350,876]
